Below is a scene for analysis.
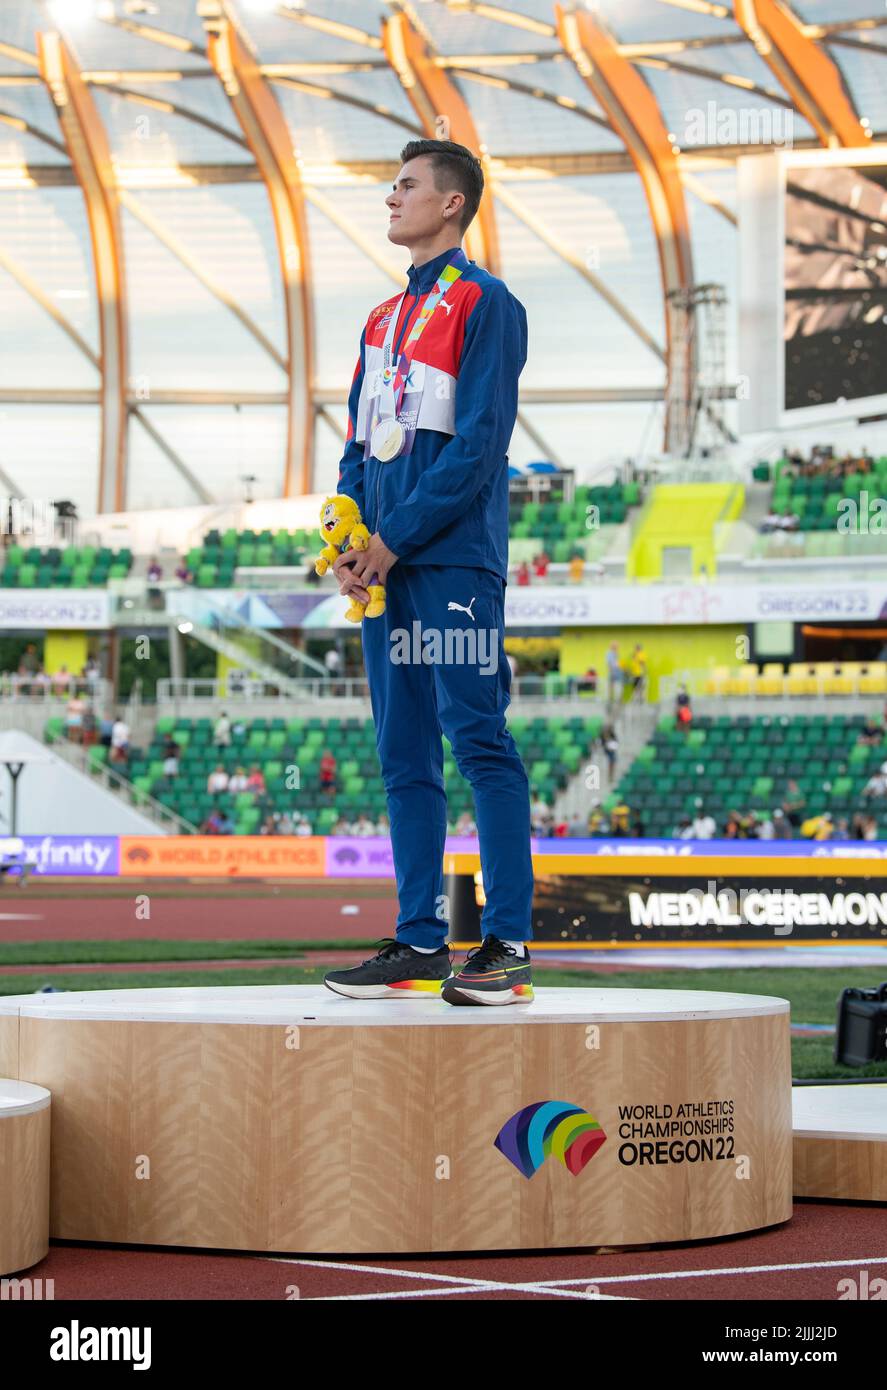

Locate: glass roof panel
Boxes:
[402,4,560,58]
[0,405,99,516]
[496,175,665,390]
[0,82,70,163]
[271,77,420,163]
[607,0,742,45]
[821,42,887,131]
[132,402,287,506]
[642,65,815,145]
[0,184,99,383]
[449,76,623,155]
[122,189,287,390]
[92,84,251,167]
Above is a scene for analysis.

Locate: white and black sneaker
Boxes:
[323,937,453,999]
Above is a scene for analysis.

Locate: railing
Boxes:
[155,675,612,705]
[56,740,199,834]
[0,675,111,705]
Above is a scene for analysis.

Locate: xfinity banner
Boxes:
[20,836,119,876]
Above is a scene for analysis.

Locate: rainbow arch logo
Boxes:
[494,1102,607,1179]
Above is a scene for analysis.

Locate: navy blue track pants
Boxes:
[360,563,534,948]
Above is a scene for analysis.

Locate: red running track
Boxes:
[23,1202,887,1300]
[0,895,395,942]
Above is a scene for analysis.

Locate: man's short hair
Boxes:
[399,138,484,237]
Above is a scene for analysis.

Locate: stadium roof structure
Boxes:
[0,0,884,514]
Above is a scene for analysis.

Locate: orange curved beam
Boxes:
[37,30,127,513]
[208,21,315,496]
[382,12,499,274]
[554,6,694,451]
[733,0,868,148]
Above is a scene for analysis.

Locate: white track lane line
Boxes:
[536,1254,887,1288]
[259,1255,634,1298]
[260,1252,886,1295]
[308,1286,635,1300]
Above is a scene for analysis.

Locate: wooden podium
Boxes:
[0,1079,50,1275]
[0,985,792,1254]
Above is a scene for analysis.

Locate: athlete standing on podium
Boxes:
[323,139,535,1006]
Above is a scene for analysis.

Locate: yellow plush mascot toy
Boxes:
[315,495,386,623]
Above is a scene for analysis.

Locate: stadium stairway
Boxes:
[554,699,659,825]
[48,737,197,834]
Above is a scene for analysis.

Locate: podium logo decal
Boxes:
[494,1102,607,1179]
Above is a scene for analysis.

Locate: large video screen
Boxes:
[784,163,887,412]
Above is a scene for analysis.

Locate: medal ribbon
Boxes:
[379,248,469,421]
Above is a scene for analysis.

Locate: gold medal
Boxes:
[371,417,404,462]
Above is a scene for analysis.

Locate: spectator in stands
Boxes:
[246,764,266,795]
[52,666,72,696]
[675,684,692,728]
[631,810,645,838]
[677,816,694,840]
[753,810,775,841]
[207,764,229,795]
[161,732,180,760]
[691,807,716,840]
[174,562,194,584]
[202,808,224,834]
[516,560,531,586]
[455,811,476,836]
[724,810,752,839]
[80,703,97,748]
[602,723,618,782]
[65,691,85,742]
[862,763,887,799]
[578,666,597,694]
[319,749,337,797]
[228,765,249,794]
[162,749,179,784]
[375,812,390,836]
[609,802,631,836]
[568,552,585,583]
[259,813,278,836]
[532,551,549,579]
[779,509,799,532]
[831,818,852,842]
[294,815,314,837]
[213,712,231,748]
[772,808,791,839]
[859,717,883,747]
[761,507,782,534]
[331,816,351,835]
[852,812,878,841]
[83,654,101,686]
[217,810,235,835]
[110,714,130,764]
[587,807,605,835]
[801,812,834,841]
[19,644,39,677]
[147,557,163,582]
[324,646,341,690]
[627,643,647,699]
[565,813,586,838]
[352,813,375,837]
[606,641,622,707]
[781,779,806,826]
[530,795,552,836]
